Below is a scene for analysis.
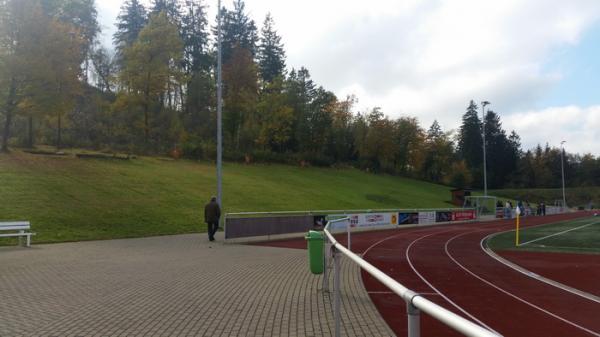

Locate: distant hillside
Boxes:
[0,150,454,244]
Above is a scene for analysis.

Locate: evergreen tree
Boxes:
[150,0,182,25]
[258,13,285,84]
[218,0,257,64]
[458,100,482,185]
[113,0,147,65]
[286,67,316,152]
[181,0,210,73]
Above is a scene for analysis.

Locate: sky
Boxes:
[97,0,600,155]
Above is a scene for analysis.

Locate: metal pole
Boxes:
[481,101,490,196]
[407,301,421,337]
[333,247,341,337]
[561,141,566,208]
[347,220,351,251]
[323,240,329,292]
[216,0,223,208]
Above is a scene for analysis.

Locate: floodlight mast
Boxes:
[481,101,490,196]
[217,0,223,208]
[560,141,566,208]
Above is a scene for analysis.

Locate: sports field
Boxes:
[487,216,600,254]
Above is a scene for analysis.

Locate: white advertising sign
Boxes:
[348,212,398,228]
[418,211,436,225]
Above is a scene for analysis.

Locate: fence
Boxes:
[225,208,477,241]
[323,217,502,337]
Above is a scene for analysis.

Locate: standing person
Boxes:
[505,201,511,219]
[541,201,546,216]
[204,196,221,242]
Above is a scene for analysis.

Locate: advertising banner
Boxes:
[348,212,398,228]
[418,211,436,225]
[398,212,419,225]
[436,211,452,223]
[452,210,476,221]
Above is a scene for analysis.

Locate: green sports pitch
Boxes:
[487,216,600,254]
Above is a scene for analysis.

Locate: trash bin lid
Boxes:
[305,230,324,240]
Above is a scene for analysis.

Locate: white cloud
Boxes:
[504,105,600,155]
[96,0,600,154]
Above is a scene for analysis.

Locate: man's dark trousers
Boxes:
[208,221,218,241]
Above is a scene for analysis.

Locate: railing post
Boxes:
[407,301,421,337]
[333,246,341,337]
[323,239,329,292]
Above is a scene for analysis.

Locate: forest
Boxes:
[1,0,598,190]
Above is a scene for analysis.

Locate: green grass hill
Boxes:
[1,150,454,244]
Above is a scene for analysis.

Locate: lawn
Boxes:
[487,216,600,254]
[0,150,454,244]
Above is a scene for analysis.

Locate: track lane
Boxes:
[362,212,600,337]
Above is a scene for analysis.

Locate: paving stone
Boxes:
[0,233,394,336]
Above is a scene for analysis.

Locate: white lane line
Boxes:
[405,230,502,336]
[482,233,600,304]
[519,221,599,246]
[446,231,600,337]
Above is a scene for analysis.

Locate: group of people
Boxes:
[498,200,546,219]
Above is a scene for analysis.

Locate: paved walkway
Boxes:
[0,233,394,337]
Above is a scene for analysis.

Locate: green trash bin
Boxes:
[305,230,324,274]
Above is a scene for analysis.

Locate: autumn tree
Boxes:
[121,11,184,149]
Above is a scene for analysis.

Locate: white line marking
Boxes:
[482,233,600,304]
[519,221,598,246]
[367,291,441,296]
[405,230,502,336]
[446,231,600,336]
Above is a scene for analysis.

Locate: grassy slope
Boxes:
[487,217,600,254]
[0,151,453,243]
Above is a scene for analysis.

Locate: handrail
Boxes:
[324,217,501,337]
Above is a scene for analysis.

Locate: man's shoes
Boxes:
[209,238,215,242]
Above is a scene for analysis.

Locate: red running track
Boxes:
[360,212,600,337]
[257,212,600,337]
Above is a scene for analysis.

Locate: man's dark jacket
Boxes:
[205,201,221,223]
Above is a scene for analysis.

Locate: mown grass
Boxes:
[487,216,600,254]
[0,150,454,244]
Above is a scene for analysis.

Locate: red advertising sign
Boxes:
[452,210,476,221]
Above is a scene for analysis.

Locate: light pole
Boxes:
[216,0,223,208]
[560,141,566,208]
[481,101,490,196]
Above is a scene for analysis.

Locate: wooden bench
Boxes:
[0,222,35,247]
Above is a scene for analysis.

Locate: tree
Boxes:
[222,45,258,151]
[121,11,184,149]
[422,120,455,183]
[258,13,285,84]
[256,78,293,152]
[458,100,483,186]
[393,117,425,174]
[113,0,147,66]
[286,67,316,152]
[90,46,116,93]
[181,0,210,74]
[218,0,257,64]
[23,16,85,149]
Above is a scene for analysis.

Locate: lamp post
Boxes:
[481,101,490,196]
[216,0,223,208]
[560,141,566,208]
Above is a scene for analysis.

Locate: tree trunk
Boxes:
[1,78,17,153]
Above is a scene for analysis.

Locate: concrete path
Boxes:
[0,233,394,337]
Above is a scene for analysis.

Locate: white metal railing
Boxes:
[323,217,502,337]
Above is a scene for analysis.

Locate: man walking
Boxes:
[204,196,221,242]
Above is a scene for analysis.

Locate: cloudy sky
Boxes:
[97,0,600,155]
